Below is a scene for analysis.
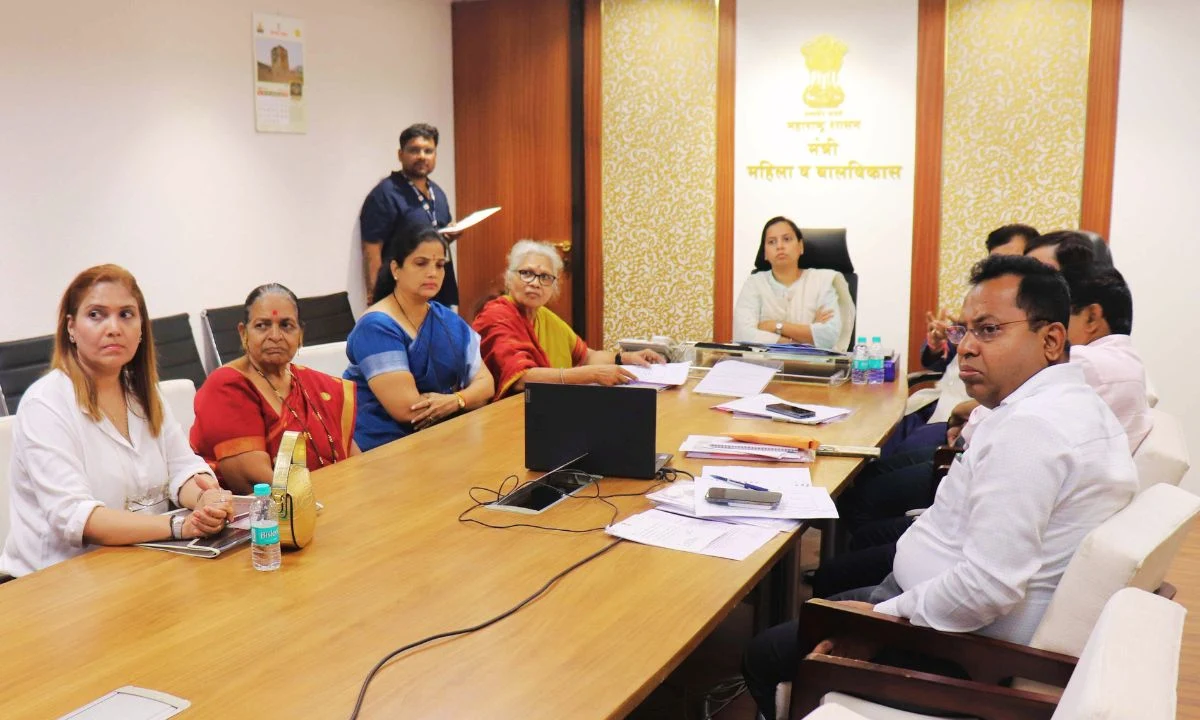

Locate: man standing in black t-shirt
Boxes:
[360,123,459,306]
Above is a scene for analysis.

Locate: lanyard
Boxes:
[406,179,439,228]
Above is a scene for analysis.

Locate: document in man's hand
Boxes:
[442,206,501,234]
[606,509,777,561]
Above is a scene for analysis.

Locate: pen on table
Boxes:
[711,474,769,492]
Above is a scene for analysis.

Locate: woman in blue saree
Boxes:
[345,224,494,451]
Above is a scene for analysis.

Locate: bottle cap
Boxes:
[871,336,881,343]
[253,483,271,497]
[857,336,866,343]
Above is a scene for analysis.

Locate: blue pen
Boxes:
[711,474,770,492]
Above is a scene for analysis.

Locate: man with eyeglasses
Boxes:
[741,255,1137,720]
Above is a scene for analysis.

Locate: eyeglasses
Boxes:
[945,319,1032,344]
[516,269,557,287]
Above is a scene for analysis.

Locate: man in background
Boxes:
[360,123,459,306]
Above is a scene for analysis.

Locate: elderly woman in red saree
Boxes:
[190,284,358,493]
[472,240,666,399]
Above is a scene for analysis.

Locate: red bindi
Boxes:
[271,310,278,317]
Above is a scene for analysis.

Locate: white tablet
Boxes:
[58,686,189,720]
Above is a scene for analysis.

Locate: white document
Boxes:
[625,361,692,388]
[715,393,852,425]
[607,509,777,561]
[694,466,838,520]
[442,206,501,233]
[692,360,778,398]
[679,434,813,463]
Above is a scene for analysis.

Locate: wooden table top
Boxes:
[0,377,906,719]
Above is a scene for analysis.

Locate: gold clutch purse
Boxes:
[270,431,317,549]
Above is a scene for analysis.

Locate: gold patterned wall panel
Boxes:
[601,0,718,345]
[938,0,1091,309]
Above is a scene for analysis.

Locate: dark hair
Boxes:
[399,123,439,149]
[1025,230,1096,276]
[373,221,450,300]
[1065,267,1133,335]
[753,216,804,272]
[243,283,300,324]
[969,254,1070,328]
[985,224,1039,252]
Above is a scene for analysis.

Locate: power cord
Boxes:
[347,539,623,719]
[702,677,748,719]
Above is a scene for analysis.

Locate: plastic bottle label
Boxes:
[252,523,280,546]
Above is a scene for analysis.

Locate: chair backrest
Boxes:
[297,291,356,346]
[1030,483,1200,656]
[294,341,349,380]
[150,314,207,389]
[200,303,244,370]
[1077,230,1114,268]
[158,379,197,438]
[0,416,13,548]
[799,228,856,349]
[1133,408,1191,492]
[1052,588,1184,719]
[0,334,54,415]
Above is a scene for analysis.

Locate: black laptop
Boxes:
[524,384,671,479]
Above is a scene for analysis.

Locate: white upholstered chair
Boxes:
[0,415,13,548]
[158,379,197,438]
[800,588,1185,720]
[1132,408,1190,492]
[294,341,348,380]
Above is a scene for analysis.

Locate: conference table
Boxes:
[0,376,906,718]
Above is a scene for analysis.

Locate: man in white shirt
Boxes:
[742,255,1138,719]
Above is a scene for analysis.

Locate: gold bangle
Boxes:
[453,391,466,409]
[559,369,565,384]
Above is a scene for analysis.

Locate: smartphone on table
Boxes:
[765,402,816,421]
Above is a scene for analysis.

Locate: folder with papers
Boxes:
[679,435,814,463]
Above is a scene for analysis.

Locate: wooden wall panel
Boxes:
[451,0,574,322]
[907,0,947,371]
[713,0,736,343]
[1080,0,1124,240]
[584,0,604,346]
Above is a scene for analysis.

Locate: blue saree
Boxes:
[344,302,483,451]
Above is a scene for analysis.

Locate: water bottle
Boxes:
[851,337,869,385]
[250,483,281,571]
[868,336,885,385]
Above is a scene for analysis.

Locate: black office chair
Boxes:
[200,303,244,368]
[0,334,54,415]
[799,228,857,350]
[295,291,356,346]
[150,314,208,388]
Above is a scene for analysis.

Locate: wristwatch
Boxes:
[170,514,185,540]
[775,321,784,335]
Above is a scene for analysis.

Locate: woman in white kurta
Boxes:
[0,265,231,577]
[733,216,856,350]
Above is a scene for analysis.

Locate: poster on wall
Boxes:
[253,13,306,133]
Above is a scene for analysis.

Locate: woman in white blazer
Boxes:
[733,216,856,350]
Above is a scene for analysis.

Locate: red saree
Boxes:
[190,364,355,481]
[472,296,587,399]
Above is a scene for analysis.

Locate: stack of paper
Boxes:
[715,393,852,425]
[625,361,692,389]
[607,466,838,560]
[679,435,814,463]
[692,360,779,397]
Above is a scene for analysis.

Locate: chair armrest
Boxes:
[907,370,944,393]
[789,654,1059,720]
[796,600,1078,686]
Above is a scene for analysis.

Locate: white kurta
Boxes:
[732,268,856,350]
[1,370,212,577]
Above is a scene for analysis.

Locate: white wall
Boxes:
[734,0,917,353]
[1110,0,1200,491]
[0,0,455,361]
